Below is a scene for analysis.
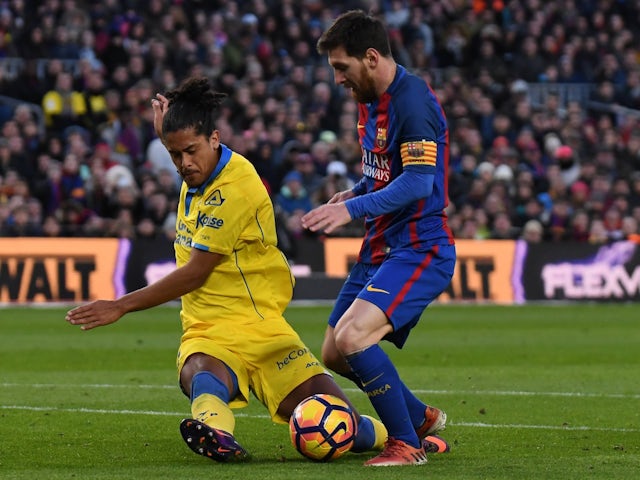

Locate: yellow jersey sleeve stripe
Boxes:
[401,140,437,167]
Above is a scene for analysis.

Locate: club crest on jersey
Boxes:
[376,128,387,148]
[407,141,424,157]
[204,189,225,206]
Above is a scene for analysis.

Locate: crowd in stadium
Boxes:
[1,0,640,261]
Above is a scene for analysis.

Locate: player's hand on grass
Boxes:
[66,300,125,331]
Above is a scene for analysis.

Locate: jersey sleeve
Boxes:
[346,166,434,219]
[395,79,442,173]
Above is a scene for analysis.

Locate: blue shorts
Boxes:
[328,244,456,348]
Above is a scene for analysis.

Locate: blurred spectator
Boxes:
[50,25,80,59]
[312,160,353,205]
[274,170,313,258]
[146,136,181,188]
[42,71,88,135]
[103,164,136,197]
[555,145,580,188]
[145,189,172,228]
[0,204,42,236]
[108,106,144,169]
[290,152,323,197]
[20,27,50,59]
[59,199,92,236]
[41,214,63,237]
[629,173,640,208]
[1,119,36,180]
[448,153,477,208]
[490,211,518,239]
[588,218,610,244]
[80,214,108,237]
[162,211,177,242]
[569,180,590,210]
[105,184,144,224]
[0,138,11,176]
[548,198,573,242]
[621,215,639,239]
[60,153,87,205]
[155,168,180,203]
[520,219,544,243]
[136,216,160,239]
[603,206,624,241]
[512,36,547,83]
[274,171,312,218]
[569,209,591,243]
[81,68,109,134]
[107,210,136,239]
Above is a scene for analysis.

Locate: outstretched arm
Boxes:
[302,166,434,234]
[66,248,222,330]
[345,166,434,219]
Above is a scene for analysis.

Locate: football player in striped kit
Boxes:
[303,9,456,467]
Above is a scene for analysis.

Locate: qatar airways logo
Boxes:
[541,242,640,298]
[361,149,390,182]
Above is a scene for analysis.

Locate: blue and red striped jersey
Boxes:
[355,65,454,264]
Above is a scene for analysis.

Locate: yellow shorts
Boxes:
[177,315,330,424]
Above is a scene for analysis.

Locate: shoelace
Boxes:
[379,438,422,459]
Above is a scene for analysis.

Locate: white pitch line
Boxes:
[0,383,176,390]
[2,383,638,400]
[0,405,637,433]
[0,405,188,416]
[396,388,640,400]
[0,404,267,418]
[450,421,639,433]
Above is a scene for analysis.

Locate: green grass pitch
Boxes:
[0,304,638,479]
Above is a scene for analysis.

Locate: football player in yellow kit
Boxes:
[66,76,387,462]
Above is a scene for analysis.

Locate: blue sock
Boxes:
[191,371,233,402]
[336,370,364,389]
[346,345,420,448]
[344,368,425,430]
[351,415,375,452]
[401,384,427,431]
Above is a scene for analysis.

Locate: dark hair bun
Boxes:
[167,77,227,109]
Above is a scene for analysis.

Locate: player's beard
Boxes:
[350,64,378,104]
[178,168,203,188]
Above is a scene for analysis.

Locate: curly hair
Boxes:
[162,77,227,137]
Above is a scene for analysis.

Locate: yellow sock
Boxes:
[362,415,388,450]
[191,393,235,434]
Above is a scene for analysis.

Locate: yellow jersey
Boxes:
[174,144,294,331]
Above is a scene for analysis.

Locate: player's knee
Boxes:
[182,353,209,377]
[334,324,365,356]
[320,343,342,371]
[180,353,230,394]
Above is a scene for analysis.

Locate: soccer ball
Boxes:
[289,393,357,462]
